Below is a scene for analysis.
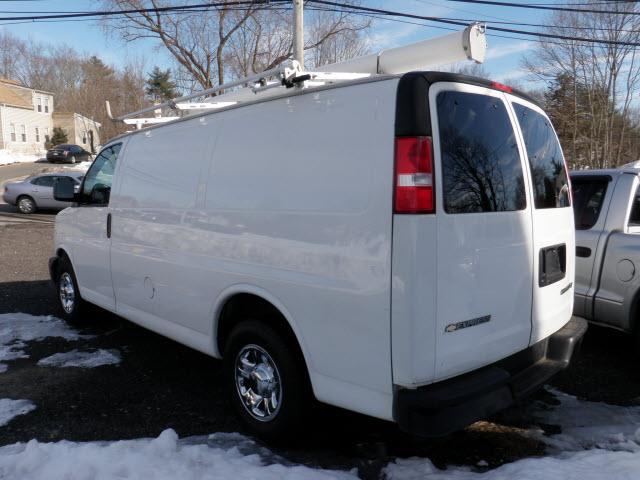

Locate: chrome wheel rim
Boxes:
[59,272,75,314]
[235,344,282,422]
[18,198,33,213]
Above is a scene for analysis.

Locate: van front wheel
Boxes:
[56,256,88,323]
[224,321,310,442]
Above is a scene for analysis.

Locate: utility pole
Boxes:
[293,0,304,67]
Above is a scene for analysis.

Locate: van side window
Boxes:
[82,144,121,205]
[571,177,609,230]
[437,91,526,214]
[513,104,570,209]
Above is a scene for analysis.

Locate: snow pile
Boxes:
[38,349,121,368]
[0,399,36,427]
[61,161,91,171]
[386,450,640,480]
[0,150,42,166]
[526,388,640,452]
[0,429,357,480]
[385,389,640,479]
[0,313,86,372]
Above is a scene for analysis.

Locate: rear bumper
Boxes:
[393,316,588,437]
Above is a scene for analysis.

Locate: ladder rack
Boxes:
[106,23,486,129]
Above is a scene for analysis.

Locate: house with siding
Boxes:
[0,78,102,157]
[52,112,101,154]
[0,78,54,157]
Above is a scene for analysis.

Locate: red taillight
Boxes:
[490,81,513,93]
[394,136,434,214]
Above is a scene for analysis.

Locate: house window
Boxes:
[44,127,50,143]
[20,125,26,142]
[82,132,87,144]
[37,97,42,112]
[35,127,40,143]
[44,97,49,113]
[10,124,16,142]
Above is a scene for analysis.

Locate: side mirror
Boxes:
[53,177,77,202]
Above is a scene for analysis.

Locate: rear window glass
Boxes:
[514,104,570,209]
[629,186,640,227]
[437,91,526,214]
[571,177,609,230]
[31,176,54,187]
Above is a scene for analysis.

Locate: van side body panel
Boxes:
[110,79,399,420]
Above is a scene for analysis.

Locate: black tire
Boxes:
[55,255,89,323]
[223,320,312,442]
[17,196,36,214]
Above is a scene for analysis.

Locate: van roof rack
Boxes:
[106,23,486,129]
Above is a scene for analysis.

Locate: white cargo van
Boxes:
[50,70,586,439]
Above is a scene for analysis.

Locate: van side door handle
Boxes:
[106,213,112,239]
[576,246,591,258]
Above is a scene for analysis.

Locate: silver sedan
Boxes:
[2,171,84,214]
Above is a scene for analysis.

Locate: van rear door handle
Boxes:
[576,246,591,258]
[106,213,112,239]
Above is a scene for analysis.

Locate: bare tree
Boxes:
[102,0,370,91]
[524,0,640,168]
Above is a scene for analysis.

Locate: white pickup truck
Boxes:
[571,167,640,345]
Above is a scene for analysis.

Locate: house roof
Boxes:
[53,111,102,128]
[0,79,33,109]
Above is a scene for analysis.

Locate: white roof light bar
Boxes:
[323,23,486,74]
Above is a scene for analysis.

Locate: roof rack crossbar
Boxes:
[106,24,487,128]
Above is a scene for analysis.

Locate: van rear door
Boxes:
[429,83,534,381]
[509,98,574,344]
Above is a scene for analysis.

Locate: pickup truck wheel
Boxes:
[224,321,310,442]
[55,256,88,323]
[17,196,36,214]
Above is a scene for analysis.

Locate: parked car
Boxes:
[49,71,586,441]
[571,168,640,346]
[46,144,92,164]
[2,171,84,214]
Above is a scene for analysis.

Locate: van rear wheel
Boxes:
[223,321,310,442]
[55,256,89,323]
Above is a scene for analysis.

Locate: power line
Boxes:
[444,0,640,15]
[307,0,640,47]
[0,0,289,22]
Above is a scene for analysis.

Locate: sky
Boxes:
[0,0,545,87]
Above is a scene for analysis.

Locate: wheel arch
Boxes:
[212,286,312,380]
[627,285,640,334]
[16,194,36,207]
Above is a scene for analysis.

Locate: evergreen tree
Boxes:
[49,127,68,148]
[145,67,178,102]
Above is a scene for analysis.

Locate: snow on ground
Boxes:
[0,429,358,480]
[386,449,640,480]
[385,388,640,479]
[61,161,91,171]
[0,313,87,372]
[526,388,640,453]
[0,400,36,428]
[0,150,42,166]
[38,349,121,368]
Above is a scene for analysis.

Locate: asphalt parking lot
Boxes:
[1,163,639,478]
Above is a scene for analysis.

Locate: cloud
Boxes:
[485,41,533,61]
